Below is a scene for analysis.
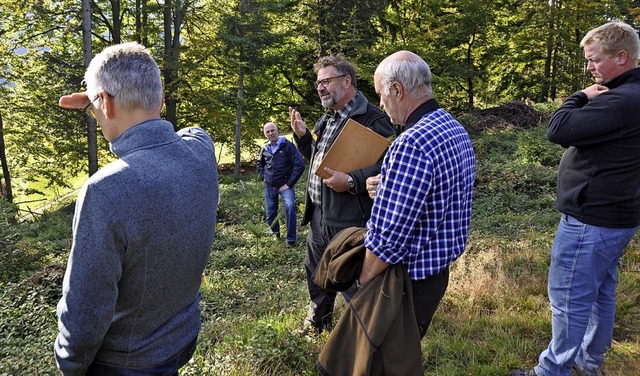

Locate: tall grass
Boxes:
[1,124,639,375]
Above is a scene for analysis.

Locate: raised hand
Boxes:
[289,106,308,138]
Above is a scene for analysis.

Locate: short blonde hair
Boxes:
[581,21,640,61]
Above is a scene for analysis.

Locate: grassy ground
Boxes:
[1,124,639,375]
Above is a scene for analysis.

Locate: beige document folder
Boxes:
[314,118,391,179]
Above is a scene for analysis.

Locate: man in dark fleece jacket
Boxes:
[258,122,305,246]
[289,54,394,333]
[510,21,640,376]
[55,42,218,375]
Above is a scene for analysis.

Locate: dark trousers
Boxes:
[304,205,352,328]
[85,336,198,376]
[412,266,449,338]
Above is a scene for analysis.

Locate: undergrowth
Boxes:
[1,124,639,375]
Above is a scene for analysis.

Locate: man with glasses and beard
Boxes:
[289,54,394,334]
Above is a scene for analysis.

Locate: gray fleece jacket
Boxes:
[55,119,219,375]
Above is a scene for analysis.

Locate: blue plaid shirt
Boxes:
[364,102,476,280]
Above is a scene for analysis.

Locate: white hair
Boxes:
[375,52,432,98]
[84,42,163,111]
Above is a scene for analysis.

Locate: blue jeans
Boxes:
[535,214,637,376]
[85,337,197,376]
[264,184,297,242]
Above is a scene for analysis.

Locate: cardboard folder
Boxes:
[314,118,391,179]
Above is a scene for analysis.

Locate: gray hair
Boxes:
[375,52,432,98]
[314,53,358,88]
[581,21,640,62]
[84,42,163,111]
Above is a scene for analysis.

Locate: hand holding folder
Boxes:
[314,119,391,179]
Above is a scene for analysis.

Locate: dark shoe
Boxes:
[287,241,296,247]
[509,369,536,376]
[321,320,333,333]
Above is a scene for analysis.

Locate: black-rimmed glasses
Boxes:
[314,74,346,89]
[83,91,115,118]
[83,95,100,115]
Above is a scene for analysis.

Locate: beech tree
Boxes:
[0,0,638,199]
[0,111,12,202]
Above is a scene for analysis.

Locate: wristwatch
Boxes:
[347,175,355,189]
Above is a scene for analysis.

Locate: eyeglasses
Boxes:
[314,74,346,89]
[83,91,115,118]
[83,94,100,117]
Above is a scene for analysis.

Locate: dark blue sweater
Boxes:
[258,136,305,188]
[548,67,640,227]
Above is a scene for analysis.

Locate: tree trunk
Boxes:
[135,0,144,44]
[0,111,13,202]
[135,0,149,45]
[82,0,98,176]
[317,0,326,57]
[542,0,556,100]
[164,0,184,130]
[142,0,149,46]
[234,60,244,178]
[234,0,247,178]
[110,0,122,44]
[466,28,476,109]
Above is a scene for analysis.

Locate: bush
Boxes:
[515,127,564,167]
[0,201,72,283]
[0,265,63,374]
[0,200,20,280]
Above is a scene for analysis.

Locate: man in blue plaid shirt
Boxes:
[359,50,476,339]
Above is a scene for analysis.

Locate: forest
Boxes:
[1,1,640,375]
[1,0,640,200]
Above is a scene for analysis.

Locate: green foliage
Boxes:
[0,0,109,199]
[2,0,639,198]
[3,0,640,371]
[0,200,20,265]
[0,199,72,282]
[0,265,62,375]
[473,126,562,237]
[0,201,68,375]
[2,118,640,375]
[515,127,564,167]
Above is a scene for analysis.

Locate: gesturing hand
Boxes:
[289,106,308,138]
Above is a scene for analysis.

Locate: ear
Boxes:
[101,90,116,119]
[343,74,353,88]
[391,82,403,98]
[617,50,628,65]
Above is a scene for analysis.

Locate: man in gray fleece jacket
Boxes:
[55,42,219,375]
